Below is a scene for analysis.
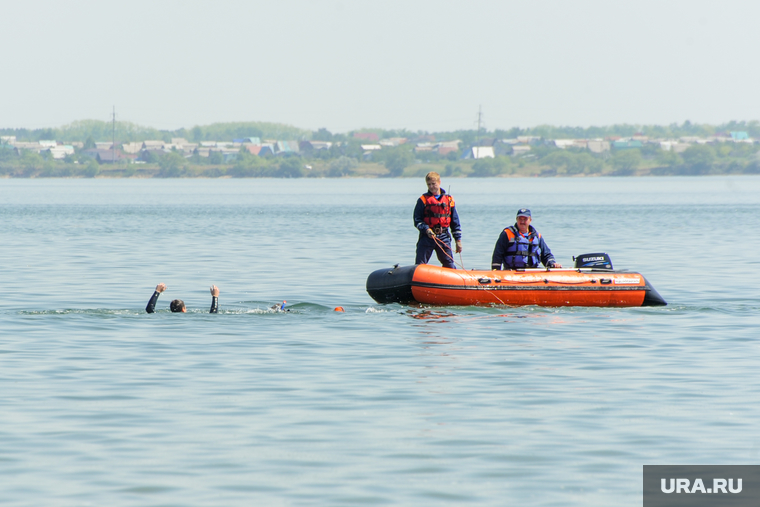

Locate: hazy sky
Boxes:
[2,0,759,133]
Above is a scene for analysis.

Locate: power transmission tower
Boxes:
[475,105,485,146]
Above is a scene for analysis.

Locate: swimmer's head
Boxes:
[170,299,186,313]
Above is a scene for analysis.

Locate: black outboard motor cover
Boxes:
[574,253,613,270]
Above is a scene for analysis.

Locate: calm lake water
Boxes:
[1,176,759,506]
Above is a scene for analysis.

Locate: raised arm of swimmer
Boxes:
[209,285,219,313]
[146,283,166,313]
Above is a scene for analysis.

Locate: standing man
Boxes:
[414,171,462,269]
[491,208,562,270]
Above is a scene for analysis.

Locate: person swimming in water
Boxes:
[145,283,219,313]
[271,300,288,312]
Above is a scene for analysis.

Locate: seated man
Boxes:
[491,208,562,270]
[146,283,219,313]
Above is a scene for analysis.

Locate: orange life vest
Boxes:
[420,193,454,229]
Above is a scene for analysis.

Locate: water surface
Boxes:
[1,176,759,506]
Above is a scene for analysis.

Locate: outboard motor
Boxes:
[573,253,613,270]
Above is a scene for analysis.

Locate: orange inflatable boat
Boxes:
[366,254,666,307]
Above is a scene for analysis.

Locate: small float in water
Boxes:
[366,253,666,307]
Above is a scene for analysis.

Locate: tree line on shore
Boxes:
[4,118,760,144]
[2,119,760,178]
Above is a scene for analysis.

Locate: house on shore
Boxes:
[462,146,495,159]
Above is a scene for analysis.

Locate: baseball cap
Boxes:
[516,208,531,218]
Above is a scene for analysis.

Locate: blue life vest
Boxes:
[502,226,542,268]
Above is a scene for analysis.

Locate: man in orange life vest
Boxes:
[413,172,462,269]
[491,208,562,270]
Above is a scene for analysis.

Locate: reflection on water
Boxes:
[406,309,457,321]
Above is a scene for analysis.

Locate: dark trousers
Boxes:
[415,233,457,269]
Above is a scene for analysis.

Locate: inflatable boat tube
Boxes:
[367,264,666,307]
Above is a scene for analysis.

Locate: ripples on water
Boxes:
[1,177,759,506]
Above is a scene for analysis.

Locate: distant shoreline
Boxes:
[4,119,760,178]
[1,167,758,179]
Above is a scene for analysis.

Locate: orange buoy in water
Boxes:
[334,306,345,312]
